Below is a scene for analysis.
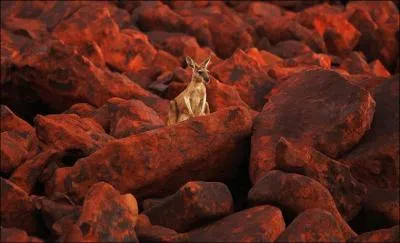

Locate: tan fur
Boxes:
[167,56,211,125]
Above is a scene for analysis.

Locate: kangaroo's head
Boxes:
[186,56,212,83]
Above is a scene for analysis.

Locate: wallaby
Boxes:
[167,56,211,125]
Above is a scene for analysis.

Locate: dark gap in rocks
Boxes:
[0,172,11,179]
[224,137,252,212]
[106,63,123,74]
[31,179,46,196]
[348,207,369,234]
[1,74,54,125]
[59,149,86,167]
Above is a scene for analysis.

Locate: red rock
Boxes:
[275,137,367,221]
[32,196,81,238]
[147,31,220,67]
[34,114,114,156]
[369,59,391,77]
[267,63,319,81]
[0,178,42,235]
[362,188,400,230]
[375,23,399,72]
[250,69,375,183]
[2,15,49,41]
[1,105,34,138]
[211,49,275,111]
[248,170,356,239]
[63,103,97,118]
[49,106,252,202]
[136,225,179,243]
[61,182,138,242]
[245,48,283,67]
[151,50,181,74]
[349,9,380,63]
[12,40,169,117]
[180,5,254,58]
[268,40,313,59]
[101,28,157,73]
[37,1,86,31]
[183,205,285,242]
[275,208,345,242]
[9,150,61,194]
[0,227,44,243]
[256,17,327,53]
[289,52,332,68]
[340,75,399,189]
[143,181,234,233]
[339,52,371,74]
[269,1,326,12]
[311,14,361,56]
[345,1,399,25]
[133,2,186,32]
[1,131,29,174]
[206,77,253,113]
[51,4,119,48]
[347,225,399,242]
[346,74,388,91]
[107,97,164,138]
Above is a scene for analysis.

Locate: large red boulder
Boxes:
[143,181,234,233]
[275,209,345,242]
[49,106,253,202]
[248,170,356,239]
[250,69,375,183]
[340,75,399,189]
[182,205,285,242]
[60,182,139,242]
[211,49,275,111]
[275,137,367,221]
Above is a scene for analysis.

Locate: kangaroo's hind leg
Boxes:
[167,100,178,125]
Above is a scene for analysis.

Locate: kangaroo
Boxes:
[167,56,211,125]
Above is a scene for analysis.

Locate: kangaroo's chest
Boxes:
[176,84,206,111]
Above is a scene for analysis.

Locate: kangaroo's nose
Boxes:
[203,74,210,82]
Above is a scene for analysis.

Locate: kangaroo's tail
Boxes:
[167,100,178,125]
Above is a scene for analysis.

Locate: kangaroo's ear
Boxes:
[200,55,212,68]
[185,56,195,69]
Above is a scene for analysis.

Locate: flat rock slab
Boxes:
[183,205,285,242]
[276,137,367,221]
[276,209,345,242]
[143,181,233,233]
[107,97,164,139]
[340,75,399,189]
[49,106,253,202]
[34,114,114,156]
[248,170,356,239]
[250,69,375,183]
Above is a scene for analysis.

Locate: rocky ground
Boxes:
[1,0,399,242]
